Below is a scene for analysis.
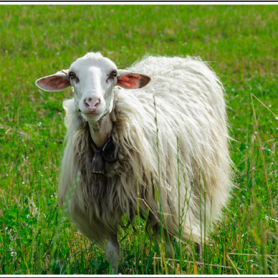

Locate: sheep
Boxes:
[35,52,233,273]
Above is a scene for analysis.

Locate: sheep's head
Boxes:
[35,52,151,122]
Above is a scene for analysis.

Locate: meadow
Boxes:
[0,4,277,274]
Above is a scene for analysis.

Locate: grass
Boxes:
[0,4,278,274]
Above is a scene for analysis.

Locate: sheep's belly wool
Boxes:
[59,55,233,246]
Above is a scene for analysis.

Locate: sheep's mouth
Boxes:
[82,109,98,115]
[82,111,102,119]
[83,112,97,117]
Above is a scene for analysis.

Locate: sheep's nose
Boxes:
[84,98,100,108]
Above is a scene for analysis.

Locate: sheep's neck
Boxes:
[88,113,113,148]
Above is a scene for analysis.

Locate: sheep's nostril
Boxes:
[94,99,100,107]
[84,98,90,107]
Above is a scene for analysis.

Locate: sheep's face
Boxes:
[68,53,119,122]
[35,52,151,123]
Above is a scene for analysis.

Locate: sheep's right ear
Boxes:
[35,70,70,92]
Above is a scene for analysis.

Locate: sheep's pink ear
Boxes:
[117,70,151,89]
[35,70,70,92]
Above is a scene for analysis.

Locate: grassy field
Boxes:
[0,4,278,275]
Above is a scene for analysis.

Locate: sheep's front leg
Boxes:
[106,234,119,274]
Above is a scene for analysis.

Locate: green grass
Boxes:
[0,4,278,274]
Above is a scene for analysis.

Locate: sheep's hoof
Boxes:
[109,266,118,274]
[194,243,201,255]
[194,243,202,272]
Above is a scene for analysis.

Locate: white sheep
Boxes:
[36,52,232,273]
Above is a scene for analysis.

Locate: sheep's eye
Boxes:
[111,70,117,77]
[69,72,79,83]
[108,70,118,78]
[69,72,76,79]
[106,70,118,83]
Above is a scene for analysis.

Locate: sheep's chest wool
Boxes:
[59,95,160,246]
[36,53,233,273]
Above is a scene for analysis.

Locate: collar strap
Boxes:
[89,131,119,175]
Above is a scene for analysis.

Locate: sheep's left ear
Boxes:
[35,70,70,92]
[117,70,151,89]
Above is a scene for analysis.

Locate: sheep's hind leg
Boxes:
[106,234,119,274]
[164,230,175,268]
